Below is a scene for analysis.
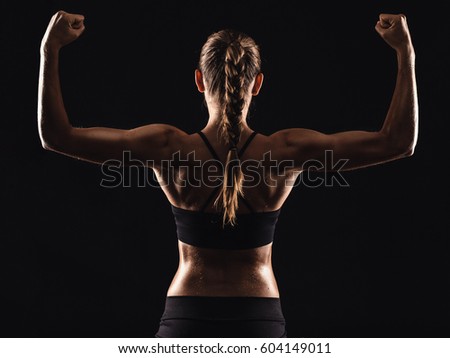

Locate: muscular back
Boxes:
[155,129,296,297]
[154,129,298,214]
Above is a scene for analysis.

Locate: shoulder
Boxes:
[127,124,192,162]
[258,128,333,166]
[269,128,328,147]
[262,128,328,155]
[129,124,189,147]
[131,123,186,138]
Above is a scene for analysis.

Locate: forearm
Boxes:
[38,45,72,149]
[380,47,418,154]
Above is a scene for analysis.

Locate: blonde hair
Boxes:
[198,30,261,225]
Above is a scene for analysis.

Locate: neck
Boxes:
[203,102,251,133]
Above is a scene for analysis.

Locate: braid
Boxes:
[198,29,261,226]
[214,41,246,226]
[220,41,246,147]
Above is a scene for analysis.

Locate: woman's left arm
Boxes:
[38,10,178,165]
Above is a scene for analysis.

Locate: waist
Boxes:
[168,260,280,297]
[161,296,285,321]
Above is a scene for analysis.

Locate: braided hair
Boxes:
[198,30,261,225]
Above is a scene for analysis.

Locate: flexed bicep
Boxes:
[272,14,417,172]
[272,128,411,172]
[38,11,182,167]
[48,124,180,166]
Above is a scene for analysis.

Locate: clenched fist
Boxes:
[41,10,85,51]
[375,14,414,53]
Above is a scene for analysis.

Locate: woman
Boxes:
[38,11,417,338]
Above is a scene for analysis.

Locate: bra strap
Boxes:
[198,131,220,161]
[200,187,221,213]
[238,131,257,156]
[197,131,258,213]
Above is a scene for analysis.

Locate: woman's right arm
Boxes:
[272,13,418,171]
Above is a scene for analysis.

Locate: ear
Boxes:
[195,69,205,93]
[252,72,264,96]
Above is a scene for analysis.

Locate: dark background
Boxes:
[1,0,449,337]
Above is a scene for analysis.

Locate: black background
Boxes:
[1,0,449,337]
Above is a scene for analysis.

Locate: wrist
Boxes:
[40,40,61,56]
[396,45,415,69]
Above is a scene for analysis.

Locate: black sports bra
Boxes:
[171,131,281,250]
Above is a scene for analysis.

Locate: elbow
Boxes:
[403,142,417,157]
[40,140,49,151]
[40,135,66,152]
[381,129,418,159]
[41,139,54,151]
[39,130,52,151]
[39,131,69,153]
[39,130,57,152]
[393,139,417,159]
[400,131,418,158]
[38,120,56,151]
[38,123,71,152]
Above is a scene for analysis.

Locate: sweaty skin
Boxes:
[38,11,418,297]
[159,131,296,297]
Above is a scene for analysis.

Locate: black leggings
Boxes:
[155,296,287,338]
